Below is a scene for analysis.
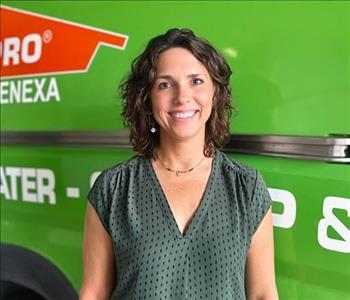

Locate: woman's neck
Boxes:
[155,134,207,171]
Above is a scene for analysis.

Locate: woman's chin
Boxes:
[162,128,204,142]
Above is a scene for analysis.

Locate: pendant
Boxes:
[176,170,180,176]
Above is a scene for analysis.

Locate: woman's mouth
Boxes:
[169,109,199,120]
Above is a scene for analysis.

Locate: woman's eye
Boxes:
[159,82,171,89]
[192,78,204,85]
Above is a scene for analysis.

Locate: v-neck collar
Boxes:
[145,149,219,240]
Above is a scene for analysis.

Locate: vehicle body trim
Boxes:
[1,131,349,163]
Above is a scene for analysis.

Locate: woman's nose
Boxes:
[174,84,191,104]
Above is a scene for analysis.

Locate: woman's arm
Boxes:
[80,202,115,300]
[245,208,279,300]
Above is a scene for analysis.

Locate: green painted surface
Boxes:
[2,1,349,135]
[1,1,349,299]
[231,153,350,299]
[1,146,135,290]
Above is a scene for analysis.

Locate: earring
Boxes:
[150,118,156,133]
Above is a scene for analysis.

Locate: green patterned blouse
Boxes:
[87,149,272,299]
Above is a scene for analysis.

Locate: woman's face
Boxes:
[150,47,215,143]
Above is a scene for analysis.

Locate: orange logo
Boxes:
[0,5,128,79]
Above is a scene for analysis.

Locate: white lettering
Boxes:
[0,81,9,104]
[22,168,37,202]
[270,188,297,228]
[0,166,56,205]
[33,78,46,102]
[318,196,350,253]
[21,34,42,64]
[36,168,56,204]
[0,34,42,66]
[4,167,21,200]
[0,77,61,105]
[46,77,60,102]
[10,80,21,104]
[2,37,20,66]
[90,171,102,188]
[0,167,11,199]
[22,79,33,103]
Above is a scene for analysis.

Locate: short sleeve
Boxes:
[87,169,111,234]
[248,169,272,237]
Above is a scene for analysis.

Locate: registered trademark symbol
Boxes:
[42,30,53,43]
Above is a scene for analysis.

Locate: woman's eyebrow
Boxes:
[154,73,207,80]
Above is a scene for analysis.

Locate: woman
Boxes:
[80,28,278,300]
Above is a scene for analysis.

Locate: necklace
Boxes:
[156,154,206,176]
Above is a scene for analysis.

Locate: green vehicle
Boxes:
[1,2,349,299]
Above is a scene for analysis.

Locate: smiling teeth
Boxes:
[171,110,197,119]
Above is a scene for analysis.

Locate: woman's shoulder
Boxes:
[101,154,144,181]
[105,154,140,173]
[217,150,272,233]
[218,150,257,180]
[88,155,144,202]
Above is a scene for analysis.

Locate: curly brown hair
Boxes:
[119,28,236,159]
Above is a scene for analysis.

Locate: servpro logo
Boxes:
[0,5,128,105]
[1,33,47,66]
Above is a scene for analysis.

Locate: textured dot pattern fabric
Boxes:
[87,149,272,299]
